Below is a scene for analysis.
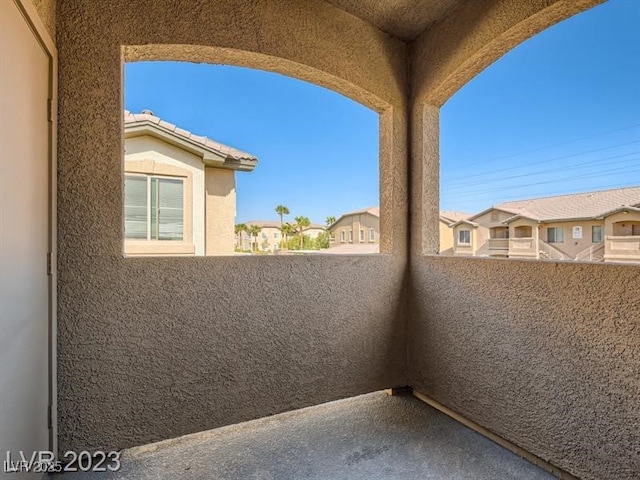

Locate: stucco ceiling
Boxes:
[323,0,466,41]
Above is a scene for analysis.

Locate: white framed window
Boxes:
[124,174,184,241]
[359,229,365,242]
[262,232,267,239]
[547,227,564,243]
[458,230,471,245]
[369,228,375,242]
[274,232,279,239]
[340,230,346,243]
[592,225,603,243]
[348,230,353,243]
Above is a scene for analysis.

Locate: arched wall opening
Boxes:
[121,53,386,257]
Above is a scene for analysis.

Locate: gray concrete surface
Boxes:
[55,392,554,480]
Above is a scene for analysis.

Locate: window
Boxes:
[125,175,184,240]
[547,227,564,243]
[359,229,365,242]
[261,232,267,239]
[592,225,603,243]
[348,230,353,243]
[340,230,345,243]
[369,228,375,242]
[458,230,471,245]
[274,232,279,239]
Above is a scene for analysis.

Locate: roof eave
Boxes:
[125,121,258,172]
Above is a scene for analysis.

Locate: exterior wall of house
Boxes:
[56,0,407,454]
[452,224,477,256]
[330,213,380,245]
[409,1,636,479]
[124,135,204,255]
[205,168,236,255]
[438,220,454,254]
[540,220,604,259]
[604,210,640,263]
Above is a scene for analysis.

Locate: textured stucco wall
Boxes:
[408,257,640,480]
[408,1,639,479]
[56,0,408,453]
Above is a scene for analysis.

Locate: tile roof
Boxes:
[124,110,257,163]
[493,186,640,222]
[440,211,471,223]
[342,206,380,218]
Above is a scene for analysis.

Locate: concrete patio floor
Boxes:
[55,392,556,480]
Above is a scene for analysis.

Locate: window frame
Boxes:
[124,173,186,242]
[547,227,565,244]
[458,229,471,245]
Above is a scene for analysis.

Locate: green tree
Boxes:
[325,216,336,226]
[315,230,331,249]
[292,216,311,250]
[281,223,295,249]
[275,205,290,248]
[234,223,247,251]
[248,224,262,252]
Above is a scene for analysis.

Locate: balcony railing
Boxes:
[488,238,509,250]
[508,237,536,257]
[605,235,640,263]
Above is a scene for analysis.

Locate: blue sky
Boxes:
[125,0,639,222]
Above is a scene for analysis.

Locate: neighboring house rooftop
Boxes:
[124,110,258,171]
[440,211,471,224]
[468,186,640,223]
[329,206,380,229]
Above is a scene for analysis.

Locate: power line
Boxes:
[444,151,639,190]
[442,122,640,170]
[442,140,640,184]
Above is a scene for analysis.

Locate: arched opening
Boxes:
[122,50,391,256]
[439,0,639,264]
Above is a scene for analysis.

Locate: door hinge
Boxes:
[47,98,53,122]
[47,252,52,275]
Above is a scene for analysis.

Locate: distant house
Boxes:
[439,211,470,254]
[123,110,258,256]
[238,220,326,252]
[447,186,640,263]
[328,207,380,252]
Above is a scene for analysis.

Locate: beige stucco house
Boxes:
[328,207,380,248]
[238,220,326,252]
[124,110,257,256]
[438,211,469,254]
[449,186,640,263]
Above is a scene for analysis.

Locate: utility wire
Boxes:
[443,123,640,170]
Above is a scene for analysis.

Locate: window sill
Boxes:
[124,240,195,256]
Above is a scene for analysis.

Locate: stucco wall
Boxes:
[56,0,407,453]
[205,168,236,255]
[407,257,640,480]
[29,0,55,40]
[408,1,638,479]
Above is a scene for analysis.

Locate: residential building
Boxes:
[6,2,637,480]
[438,211,470,254]
[448,186,640,263]
[328,207,380,250]
[124,110,258,256]
[237,221,326,252]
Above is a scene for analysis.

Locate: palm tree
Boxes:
[292,216,311,250]
[325,216,336,227]
[281,223,295,249]
[248,225,262,252]
[234,223,247,250]
[275,205,290,248]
